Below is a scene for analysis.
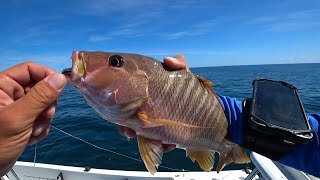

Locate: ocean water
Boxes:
[20,63,320,172]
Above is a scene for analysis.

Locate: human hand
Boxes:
[118,55,189,153]
[163,55,189,72]
[0,62,67,176]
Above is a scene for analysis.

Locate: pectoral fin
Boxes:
[217,144,251,173]
[138,112,211,128]
[186,150,215,172]
[137,136,164,175]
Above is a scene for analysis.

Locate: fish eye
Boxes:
[108,55,124,67]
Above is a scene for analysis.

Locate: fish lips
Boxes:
[62,51,85,82]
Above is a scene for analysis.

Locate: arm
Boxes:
[279,113,320,177]
[218,95,320,177]
[0,63,66,176]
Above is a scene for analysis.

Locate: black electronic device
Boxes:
[243,79,313,159]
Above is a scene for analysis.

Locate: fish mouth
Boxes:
[62,51,86,81]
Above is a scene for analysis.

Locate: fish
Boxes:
[62,51,250,174]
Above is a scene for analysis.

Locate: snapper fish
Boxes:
[62,51,250,174]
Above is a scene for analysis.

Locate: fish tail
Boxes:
[216,144,251,173]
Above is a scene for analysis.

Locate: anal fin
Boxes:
[217,144,251,173]
[186,150,215,172]
[137,136,164,175]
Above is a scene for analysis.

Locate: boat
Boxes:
[2,152,317,180]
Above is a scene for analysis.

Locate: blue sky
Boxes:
[0,0,319,71]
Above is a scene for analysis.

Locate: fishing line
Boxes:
[33,143,37,167]
[49,125,186,172]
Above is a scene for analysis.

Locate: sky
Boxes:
[0,0,319,71]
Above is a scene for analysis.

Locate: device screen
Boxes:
[252,80,308,131]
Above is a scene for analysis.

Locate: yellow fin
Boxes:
[138,112,211,128]
[216,145,251,173]
[197,75,220,97]
[186,150,215,172]
[137,136,164,175]
[197,75,214,89]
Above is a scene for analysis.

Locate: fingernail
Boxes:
[123,130,130,138]
[165,57,177,61]
[166,57,182,64]
[124,129,136,138]
[47,73,66,90]
[33,127,43,136]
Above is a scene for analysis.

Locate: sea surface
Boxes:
[20,63,320,172]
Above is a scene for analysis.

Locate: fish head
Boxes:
[64,51,138,92]
[63,51,153,123]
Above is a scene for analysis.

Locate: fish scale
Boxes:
[143,66,228,145]
[64,51,251,174]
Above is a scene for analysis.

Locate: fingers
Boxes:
[118,126,136,138]
[0,74,25,102]
[2,62,55,87]
[41,101,57,119]
[173,55,189,71]
[28,127,50,146]
[3,73,66,128]
[32,115,52,137]
[163,144,176,153]
[163,55,189,71]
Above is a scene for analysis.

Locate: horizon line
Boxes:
[190,62,320,69]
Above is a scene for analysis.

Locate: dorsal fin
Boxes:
[196,75,217,95]
[197,75,214,88]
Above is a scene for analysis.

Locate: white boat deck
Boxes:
[2,152,318,180]
[4,161,252,180]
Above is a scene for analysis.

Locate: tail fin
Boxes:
[217,144,251,172]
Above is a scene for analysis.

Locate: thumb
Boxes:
[8,73,66,123]
[173,55,189,71]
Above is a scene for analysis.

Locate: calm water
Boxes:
[20,63,320,172]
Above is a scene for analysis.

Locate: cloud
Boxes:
[169,0,208,10]
[88,35,111,42]
[81,0,218,42]
[164,19,217,39]
[0,48,237,72]
[76,0,209,16]
[0,51,70,72]
[277,55,320,64]
[267,21,320,32]
[88,28,150,42]
[123,49,236,56]
[87,6,164,42]
[246,9,320,32]
[165,31,189,39]
[246,16,277,24]
[88,19,218,42]
[13,26,62,44]
[3,14,65,47]
[75,0,163,16]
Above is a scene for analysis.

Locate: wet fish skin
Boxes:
[64,51,250,174]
